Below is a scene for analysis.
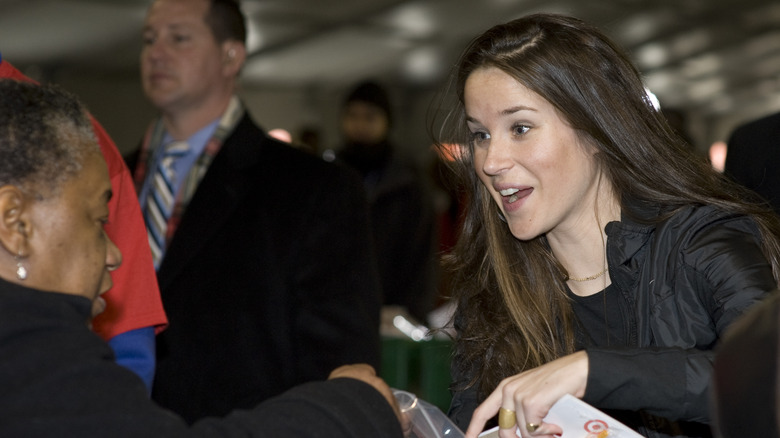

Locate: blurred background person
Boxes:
[724,111,780,216]
[128,0,383,424]
[709,141,728,173]
[0,53,168,393]
[712,289,780,438]
[296,125,322,155]
[329,80,439,324]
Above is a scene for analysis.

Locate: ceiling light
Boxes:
[383,3,435,39]
[635,43,668,69]
[403,46,443,83]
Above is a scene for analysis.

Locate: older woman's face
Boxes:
[465,67,603,242]
[26,151,122,318]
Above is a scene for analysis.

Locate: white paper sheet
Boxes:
[478,394,643,437]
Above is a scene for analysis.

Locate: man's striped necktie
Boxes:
[144,140,189,269]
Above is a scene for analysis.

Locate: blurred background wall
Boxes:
[2,0,780,166]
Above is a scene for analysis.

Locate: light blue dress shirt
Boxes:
[138,118,220,213]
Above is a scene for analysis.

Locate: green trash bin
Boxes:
[381,337,419,391]
[381,336,452,412]
[419,338,453,412]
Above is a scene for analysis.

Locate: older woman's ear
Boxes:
[0,185,31,259]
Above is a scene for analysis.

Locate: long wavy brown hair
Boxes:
[433,13,780,401]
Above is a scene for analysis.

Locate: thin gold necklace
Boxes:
[567,266,608,282]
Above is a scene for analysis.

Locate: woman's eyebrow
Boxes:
[501,105,537,116]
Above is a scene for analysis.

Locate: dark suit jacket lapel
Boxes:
[157,115,265,290]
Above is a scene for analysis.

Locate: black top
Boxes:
[449,203,774,437]
[569,283,628,348]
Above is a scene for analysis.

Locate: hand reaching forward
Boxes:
[328,364,405,428]
[465,351,589,438]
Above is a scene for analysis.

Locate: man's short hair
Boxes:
[206,0,246,44]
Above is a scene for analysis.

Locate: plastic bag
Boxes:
[393,389,465,438]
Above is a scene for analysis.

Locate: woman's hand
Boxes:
[465,351,589,438]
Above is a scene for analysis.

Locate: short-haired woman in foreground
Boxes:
[0,78,402,438]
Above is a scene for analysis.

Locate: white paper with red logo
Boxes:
[479,394,642,437]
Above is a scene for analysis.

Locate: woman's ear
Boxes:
[0,185,31,257]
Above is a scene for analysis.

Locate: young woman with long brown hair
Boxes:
[437,13,780,438]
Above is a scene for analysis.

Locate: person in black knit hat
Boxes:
[334,80,439,324]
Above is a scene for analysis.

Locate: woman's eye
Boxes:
[513,124,530,136]
[470,131,490,145]
[173,34,190,43]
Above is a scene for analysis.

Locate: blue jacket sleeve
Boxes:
[107,326,156,394]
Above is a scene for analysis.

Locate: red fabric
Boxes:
[0,60,168,340]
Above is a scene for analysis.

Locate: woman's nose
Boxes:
[481,139,513,176]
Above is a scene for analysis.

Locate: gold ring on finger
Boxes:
[498,407,516,429]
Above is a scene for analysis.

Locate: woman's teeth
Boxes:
[500,188,520,203]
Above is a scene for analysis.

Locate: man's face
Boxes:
[341,101,390,145]
[140,0,227,114]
